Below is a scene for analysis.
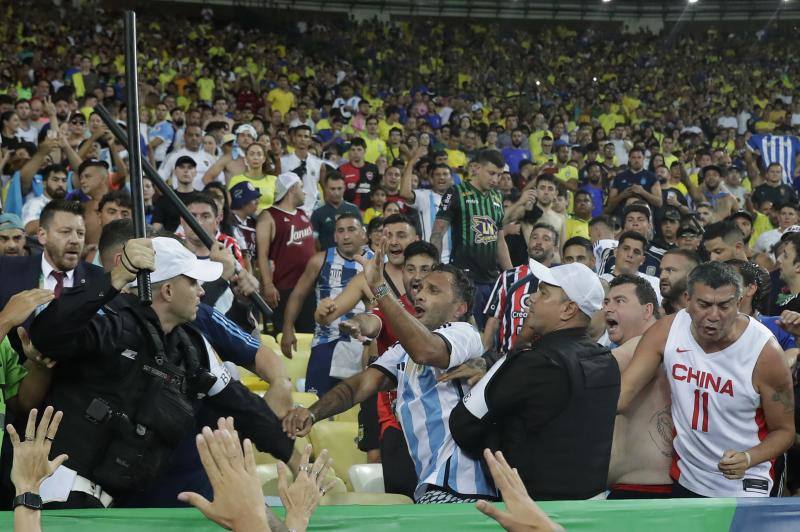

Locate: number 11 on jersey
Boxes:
[692,389,709,432]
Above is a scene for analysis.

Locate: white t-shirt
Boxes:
[158,148,217,190]
[281,152,323,214]
[21,194,50,227]
[413,189,451,263]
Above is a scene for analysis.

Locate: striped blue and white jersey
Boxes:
[313,247,374,347]
[413,189,451,263]
[747,134,800,184]
[371,321,496,500]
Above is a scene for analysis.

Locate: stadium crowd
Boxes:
[0,1,799,530]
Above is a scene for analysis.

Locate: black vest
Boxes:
[48,295,212,495]
[502,329,620,500]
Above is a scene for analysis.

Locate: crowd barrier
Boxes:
[1,497,798,531]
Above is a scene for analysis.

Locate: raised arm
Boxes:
[399,146,426,202]
[19,139,57,195]
[617,315,672,412]
[314,273,371,326]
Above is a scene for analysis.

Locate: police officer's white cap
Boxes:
[130,237,223,285]
[527,259,604,318]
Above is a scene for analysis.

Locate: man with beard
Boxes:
[582,161,607,218]
[279,214,373,395]
[697,165,737,222]
[501,128,532,175]
[158,125,216,190]
[659,248,701,315]
[603,274,674,499]
[21,164,68,235]
[482,223,557,352]
[334,241,439,498]
[281,125,326,213]
[606,148,662,216]
[0,215,26,256]
[0,200,105,356]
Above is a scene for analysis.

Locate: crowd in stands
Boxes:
[0,1,800,530]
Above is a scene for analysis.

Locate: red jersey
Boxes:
[372,294,415,438]
[267,206,314,289]
[216,232,246,269]
[339,161,380,208]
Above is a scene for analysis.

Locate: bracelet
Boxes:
[371,283,391,300]
[743,451,751,469]
[120,245,138,275]
[308,411,317,424]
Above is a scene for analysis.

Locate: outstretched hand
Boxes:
[476,449,563,532]
[8,406,68,496]
[353,237,386,290]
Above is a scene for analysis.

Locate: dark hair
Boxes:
[531,222,559,246]
[429,163,451,174]
[776,202,799,213]
[77,158,109,176]
[366,215,383,231]
[623,203,652,222]
[782,232,800,264]
[431,263,474,320]
[663,247,702,268]
[291,124,313,135]
[562,236,593,256]
[687,261,743,299]
[349,137,367,149]
[535,173,558,187]
[205,121,228,135]
[609,274,661,319]
[404,241,440,263]
[41,163,68,180]
[617,230,648,250]
[334,211,363,226]
[325,169,345,184]
[703,220,744,244]
[185,191,219,216]
[725,259,770,314]
[98,190,132,212]
[98,218,155,256]
[589,214,615,229]
[382,213,417,234]
[472,149,505,168]
[39,199,84,228]
[573,189,592,202]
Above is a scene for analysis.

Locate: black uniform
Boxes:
[30,273,293,507]
[449,327,620,500]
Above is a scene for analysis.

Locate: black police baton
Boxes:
[93,116,275,330]
[123,11,152,305]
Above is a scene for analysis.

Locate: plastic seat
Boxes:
[309,421,366,490]
[254,434,311,465]
[258,463,347,497]
[348,463,385,493]
[292,391,318,408]
[320,492,413,506]
[330,405,359,423]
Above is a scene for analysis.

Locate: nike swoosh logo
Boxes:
[676,348,691,353]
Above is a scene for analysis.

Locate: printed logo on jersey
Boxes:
[671,363,734,397]
[472,215,498,244]
[287,224,313,246]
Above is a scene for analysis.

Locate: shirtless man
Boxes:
[619,262,794,497]
[603,274,673,499]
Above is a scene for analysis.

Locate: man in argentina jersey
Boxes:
[282,254,497,503]
[619,262,795,497]
[432,149,512,330]
[279,213,373,395]
[747,133,800,185]
[399,146,453,263]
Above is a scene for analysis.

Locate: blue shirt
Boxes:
[758,315,797,351]
[192,303,259,366]
[501,147,532,174]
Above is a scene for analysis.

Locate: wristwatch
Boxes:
[13,492,43,511]
[370,283,391,303]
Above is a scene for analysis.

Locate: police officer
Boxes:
[449,260,620,500]
[29,237,291,508]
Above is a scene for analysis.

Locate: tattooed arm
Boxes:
[281,368,393,438]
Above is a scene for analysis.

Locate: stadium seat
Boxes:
[258,463,347,497]
[330,405,359,423]
[348,463,385,493]
[283,351,311,383]
[238,366,268,394]
[292,391,318,408]
[320,492,413,506]
[309,421,366,490]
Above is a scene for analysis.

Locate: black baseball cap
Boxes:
[175,155,197,168]
[677,225,702,238]
[728,210,753,224]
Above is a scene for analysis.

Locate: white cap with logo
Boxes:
[274,172,302,202]
[527,259,604,317]
[130,237,223,286]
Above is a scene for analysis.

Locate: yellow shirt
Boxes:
[565,216,590,240]
[556,165,579,183]
[750,211,774,247]
[197,78,215,102]
[363,207,382,225]
[267,88,295,118]
[363,136,387,164]
[379,120,403,141]
[534,152,555,166]
[528,129,552,156]
[446,149,468,170]
[228,174,277,213]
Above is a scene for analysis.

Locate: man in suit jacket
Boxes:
[0,199,105,357]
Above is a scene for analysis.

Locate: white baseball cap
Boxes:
[130,237,223,286]
[527,259,604,318]
[274,172,302,202]
[234,124,258,139]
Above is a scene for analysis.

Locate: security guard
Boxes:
[29,237,291,508]
[450,260,620,500]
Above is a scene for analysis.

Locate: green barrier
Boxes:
[0,498,740,532]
